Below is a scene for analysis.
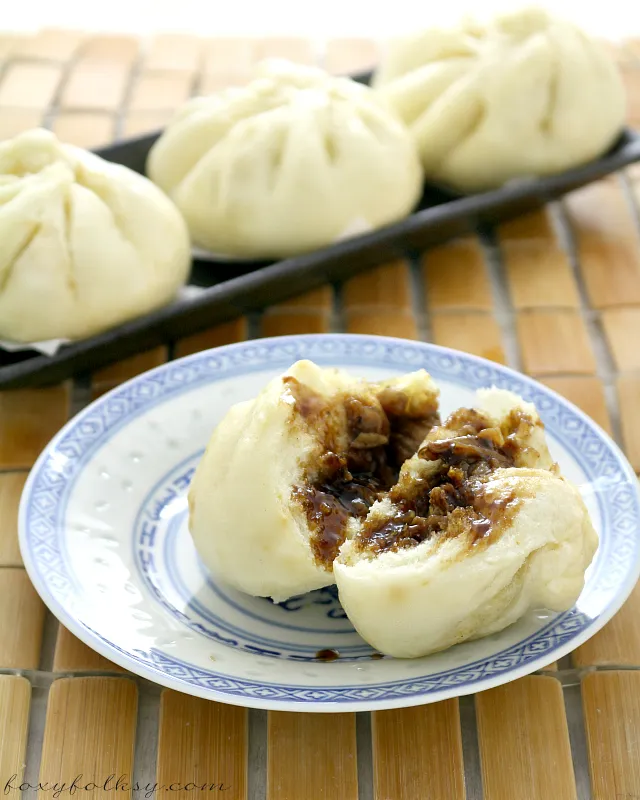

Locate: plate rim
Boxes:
[18,333,640,712]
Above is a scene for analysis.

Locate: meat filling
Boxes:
[286,377,440,567]
[355,407,535,555]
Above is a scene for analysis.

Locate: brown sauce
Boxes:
[293,464,384,565]
[357,408,531,555]
[288,379,440,568]
[315,648,340,662]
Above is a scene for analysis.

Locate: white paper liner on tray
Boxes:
[1,218,373,357]
[0,285,208,358]
[0,338,65,357]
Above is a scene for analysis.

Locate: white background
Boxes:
[3,0,640,38]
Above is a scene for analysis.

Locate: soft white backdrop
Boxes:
[4,0,640,37]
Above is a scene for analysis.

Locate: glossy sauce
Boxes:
[315,648,340,662]
[288,380,441,568]
[358,408,531,554]
[294,471,383,565]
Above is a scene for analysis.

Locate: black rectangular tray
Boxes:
[2,80,640,388]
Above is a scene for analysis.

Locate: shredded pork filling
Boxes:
[355,408,536,555]
[286,378,440,567]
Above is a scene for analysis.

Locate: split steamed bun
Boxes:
[0,129,190,343]
[188,360,440,602]
[147,59,423,258]
[190,367,598,657]
[334,388,598,657]
[373,7,626,191]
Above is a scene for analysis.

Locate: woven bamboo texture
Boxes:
[1,29,640,800]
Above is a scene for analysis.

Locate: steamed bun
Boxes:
[147,60,422,258]
[0,129,190,343]
[334,388,598,657]
[373,7,626,191]
[188,360,440,602]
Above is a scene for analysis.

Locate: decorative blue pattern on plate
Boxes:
[19,334,640,712]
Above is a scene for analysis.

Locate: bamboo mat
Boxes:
[1,29,640,800]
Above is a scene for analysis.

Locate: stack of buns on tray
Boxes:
[0,6,627,344]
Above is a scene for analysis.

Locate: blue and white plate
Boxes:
[19,334,640,712]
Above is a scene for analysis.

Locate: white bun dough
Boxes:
[147,59,422,258]
[188,360,440,602]
[373,7,626,191]
[334,388,598,657]
[0,129,190,343]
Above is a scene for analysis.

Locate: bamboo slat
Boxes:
[423,239,494,311]
[267,712,358,800]
[582,671,640,800]
[0,676,31,792]
[39,678,138,799]
[157,692,248,800]
[0,386,69,469]
[372,701,465,800]
[431,312,506,363]
[476,676,577,800]
[517,311,597,375]
[0,472,27,566]
[0,568,45,668]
